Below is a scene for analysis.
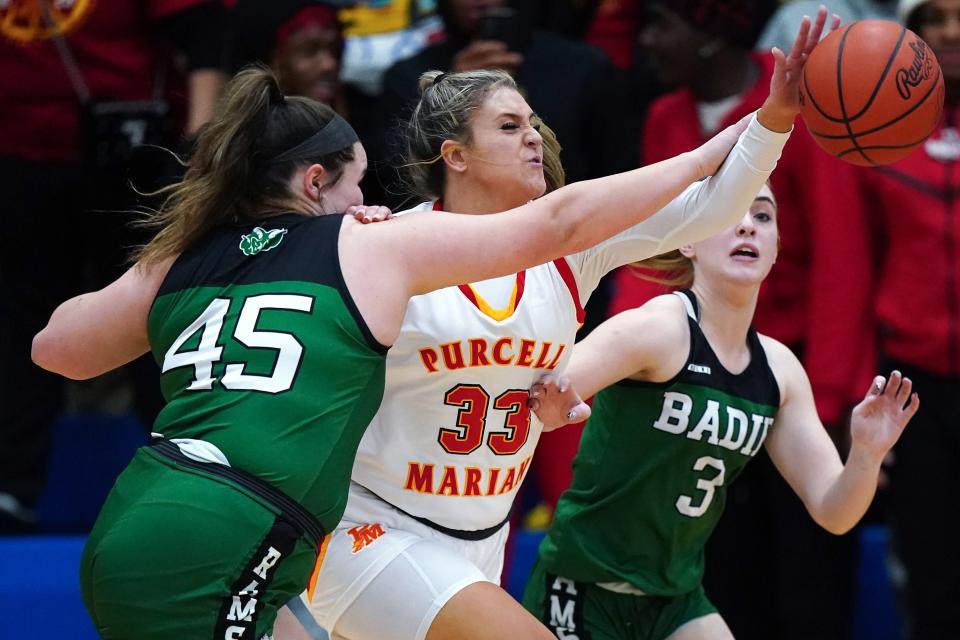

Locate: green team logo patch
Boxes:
[240,227,287,256]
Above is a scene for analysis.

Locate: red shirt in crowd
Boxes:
[0,0,205,163]
[609,53,873,425]
[585,0,640,70]
[860,104,960,376]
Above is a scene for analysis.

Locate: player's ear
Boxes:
[678,244,695,259]
[441,140,468,174]
[304,164,328,200]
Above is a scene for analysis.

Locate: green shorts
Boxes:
[80,448,320,640]
[522,558,717,640]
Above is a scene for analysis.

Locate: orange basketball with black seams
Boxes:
[799,19,945,166]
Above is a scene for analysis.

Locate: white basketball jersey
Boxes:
[350,124,787,531]
[351,202,586,531]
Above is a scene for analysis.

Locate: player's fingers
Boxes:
[885,370,903,398]
[566,401,592,423]
[351,205,377,223]
[789,15,812,60]
[535,373,559,391]
[830,13,842,32]
[771,46,786,69]
[896,376,913,407]
[557,376,571,394]
[529,383,544,398]
[527,397,541,412]
[805,6,828,50]
[905,392,921,420]
[367,206,392,221]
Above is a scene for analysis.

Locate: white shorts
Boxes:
[294,482,510,640]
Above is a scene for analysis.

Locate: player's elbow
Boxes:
[809,509,856,536]
[32,329,97,380]
[821,519,854,536]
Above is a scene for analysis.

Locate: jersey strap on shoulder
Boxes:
[673,290,700,321]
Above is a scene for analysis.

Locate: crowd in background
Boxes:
[1,0,957,638]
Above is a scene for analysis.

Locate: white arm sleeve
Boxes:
[566,113,790,303]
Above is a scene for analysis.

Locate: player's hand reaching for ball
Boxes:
[759,5,841,132]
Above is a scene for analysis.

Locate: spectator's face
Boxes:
[272,24,343,105]
[639,5,714,87]
[460,87,545,204]
[686,185,778,286]
[915,0,960,85]
[445,0,504,35]
[319,142,366,213]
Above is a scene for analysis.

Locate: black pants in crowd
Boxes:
[885,357,960,640]
[0,156,162,530]
[704,446,859,640]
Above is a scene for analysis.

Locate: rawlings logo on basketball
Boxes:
[347,523,385,553]
[896,39,933,100]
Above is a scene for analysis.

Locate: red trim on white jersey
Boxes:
[552,257,586,324]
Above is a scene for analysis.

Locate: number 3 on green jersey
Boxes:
[676,456,726,518]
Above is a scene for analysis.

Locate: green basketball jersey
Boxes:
[540,290,780,596]
[147,213,387,532]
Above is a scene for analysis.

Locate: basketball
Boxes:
[799,20,945,166]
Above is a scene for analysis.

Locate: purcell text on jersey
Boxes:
[418,338,567,373]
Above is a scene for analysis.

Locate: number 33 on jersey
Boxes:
[351,252,586,532]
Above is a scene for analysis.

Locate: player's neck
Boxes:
[689,280,758,352]
[442,186,525,216]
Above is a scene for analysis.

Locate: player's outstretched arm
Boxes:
[764,339,919,534]
[32,260,173,379]
[529,297,689,430]
[557,9,840,283]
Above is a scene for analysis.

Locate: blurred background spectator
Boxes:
[0,0,227,533]
[334,0,446,205]
[855,0,960,636]
[231,0,348,113]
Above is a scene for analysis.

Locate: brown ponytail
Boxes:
[135,66,354,266]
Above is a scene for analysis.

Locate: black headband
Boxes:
[272,114,359,163]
